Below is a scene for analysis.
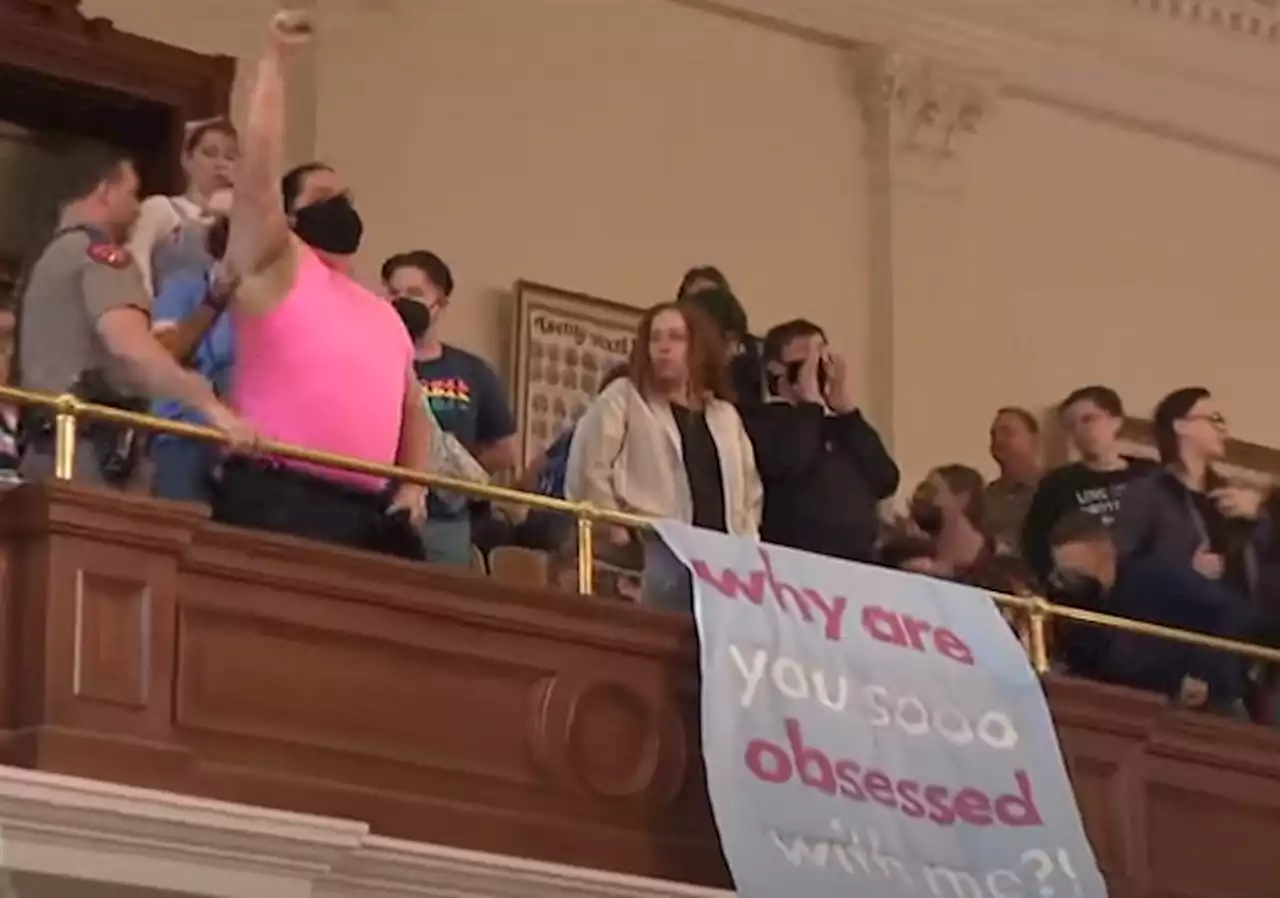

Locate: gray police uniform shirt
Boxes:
[18,225,151,398]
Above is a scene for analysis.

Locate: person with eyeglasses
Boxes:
[1112,387,1270,604]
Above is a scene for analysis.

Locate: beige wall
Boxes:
[81,0,871,442]
[80,0,320,164]
[80,0,275,116]
[69,0,1280,496]
[888,95,1280,486]
[314,0,869,388]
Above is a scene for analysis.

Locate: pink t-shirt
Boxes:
[231,245,412,491]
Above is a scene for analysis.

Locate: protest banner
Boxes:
[653,521,1108,898]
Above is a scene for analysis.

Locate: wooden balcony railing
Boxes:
[0,387,1278,896]
[6,383,1280,674]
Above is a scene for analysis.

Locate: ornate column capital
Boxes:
[855,46,1000,160]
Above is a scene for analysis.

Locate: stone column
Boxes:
[854,46,999,491]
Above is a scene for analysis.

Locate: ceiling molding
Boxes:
[681,0,1280,168]
[854,47,997,160]
[0,766,731,898]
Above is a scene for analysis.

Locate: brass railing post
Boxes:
[1028,597,1051,676]
[575,503,595,596]
[52,392,80,481]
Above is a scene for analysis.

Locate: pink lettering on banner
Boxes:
[744,718,1043,829]
[657,522,1102,898]
[690,549,974,665]
[690,549,848,642]
[861,605,974,666]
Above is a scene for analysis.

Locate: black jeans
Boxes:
[211,457,424,561]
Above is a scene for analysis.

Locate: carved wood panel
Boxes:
[3,482,1280,893]
[0,0,235,192]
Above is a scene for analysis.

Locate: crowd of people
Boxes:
[886,388,1280,722]
[5,9,1277,726]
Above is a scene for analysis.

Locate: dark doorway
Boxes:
[0,63,176,275]
[0,61,174,194]
[0,0,234,372]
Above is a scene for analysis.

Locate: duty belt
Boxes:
[18,369,147,485]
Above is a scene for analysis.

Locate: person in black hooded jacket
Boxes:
[1112,387,1270,603]
[741,318,898,562]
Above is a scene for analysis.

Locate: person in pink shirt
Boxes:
[213,8,433,557]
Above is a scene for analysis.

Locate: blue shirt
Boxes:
[413,345,515,519]
[537,427,574,498]
[151,270,234,437]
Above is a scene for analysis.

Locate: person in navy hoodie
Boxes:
[1113,387,1270,603]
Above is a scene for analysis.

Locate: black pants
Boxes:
[211,457,424,561]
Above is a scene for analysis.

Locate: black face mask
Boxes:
[391,297,431,342]
[910,503,944,537]
[293,193,363,255]
[1052,571,1106,609]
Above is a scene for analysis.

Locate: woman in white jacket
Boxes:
[566,302,762,608]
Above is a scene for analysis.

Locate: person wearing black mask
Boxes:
[1048,510,1249,716]
[382,249,517,567]
[278,162,365,257]
[211,9,432,558]
[740,318,897,562]
[908,465,1033,594]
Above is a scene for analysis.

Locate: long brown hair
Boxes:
[629,302,734,404]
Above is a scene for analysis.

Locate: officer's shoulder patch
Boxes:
[86,243,131,269]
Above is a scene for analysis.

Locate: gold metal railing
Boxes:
[6,384,1280,680]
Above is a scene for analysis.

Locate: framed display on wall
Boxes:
[509,280,643,468]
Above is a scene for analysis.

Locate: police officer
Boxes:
[15,142,251,484]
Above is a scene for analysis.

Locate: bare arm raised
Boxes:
[227,9,312,315]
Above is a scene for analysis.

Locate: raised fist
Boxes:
[269,9,314,47]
